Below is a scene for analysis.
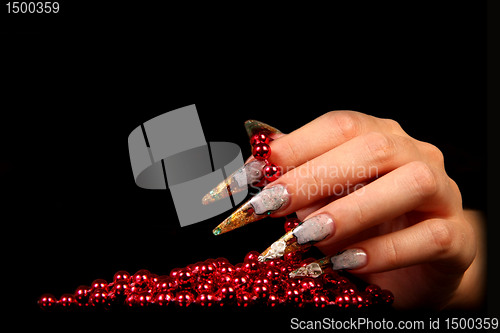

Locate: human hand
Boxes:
[210,111,484,309]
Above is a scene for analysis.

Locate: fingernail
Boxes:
[289,249,367,278]
[213,184,290,235]
[289,256,332,278]
[202,160,267,205]
[203,121,282,206]
[244,119,282,139]
[258,214,335,262]
[330,249,367,270]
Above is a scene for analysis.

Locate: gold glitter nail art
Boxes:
[212,185,290,235]
[258,214,335,262]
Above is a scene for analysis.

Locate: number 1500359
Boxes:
[6,2,59,14]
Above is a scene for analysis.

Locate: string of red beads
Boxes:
[38,219,394,311]
[250,131,281,182]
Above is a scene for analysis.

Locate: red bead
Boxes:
[354,294,366,308]
[285,285,303,305]
[341,283,357,295]
[74,285,90,306]
[232,272,251,289]
[267,293,281,307]
[196,292,218,307]
[334,294,350,308]
[154,291,174,307]
[154,275,171,292]
[299,277,321,301]
[131,269,151,289]
[38,293,57,310]
[169,267,182,279]
[113,270,131,282]
[176,267,194,287]
[214,257,230,268]
[217,283,236,303]
[365,284,381,294]
[236,291,254,307]
[91,279,108,291]
[174,290,195,307]
[89,289,108,306]
[217,273,232,285]
[135,291,153,307]
[59,293,77,308]
[90,279,108,290]
[283,251,302,267]
[199,261,217,277]
[250,132,270,146]
[244,251,260,262]
[217,263,235,275]
[262,267,281,281]
[252,143,271,160]
[265,258,284,268]
[111,280,129,296]
[242,259,261,275]
[284,218,301,232]
[312,292,329,308]
[379,289,394,305]
[251,277,270,299]
[263,163,281,182]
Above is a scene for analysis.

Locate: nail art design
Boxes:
[330,249,367,270]
[289,256,332,278]
[213,185,290,235]
[244,119,282,138]
[202,160,267,205]
[202,120,282,205]
[258,214,334,262]
[289,249,367,278]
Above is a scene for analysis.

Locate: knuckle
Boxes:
[422,142,445,166]
[363,131,396,164]
[408,161,439,198]
[384,236,400,269]
[325,111,360,141]
[383,118,403,132]
[427,219,455,257]
[283,139,301,167]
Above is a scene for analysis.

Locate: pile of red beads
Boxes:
[38,219,394,311]
[250,131,281,182]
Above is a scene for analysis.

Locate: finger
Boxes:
[329,218,474,274]
[268,111,394,169]
[295,180,371,220]
[270,131,424,217]
[314,160,454,251]
[258,161,447,260]
[290,217,474,287]
[205,112,393,206]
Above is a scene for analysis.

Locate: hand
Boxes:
[259,111,484,309]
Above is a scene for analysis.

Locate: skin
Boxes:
[263,111,485,309]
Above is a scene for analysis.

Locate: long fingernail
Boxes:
[203,120,282,206]
[288,248,367,278]
[202,160,267,205]
[331,249,367,270]
[244,119,282,139]
[258,214,335,262]
[289,256,332,278]
[212,184,290,235]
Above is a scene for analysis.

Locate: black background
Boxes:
[1,1,495,331]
